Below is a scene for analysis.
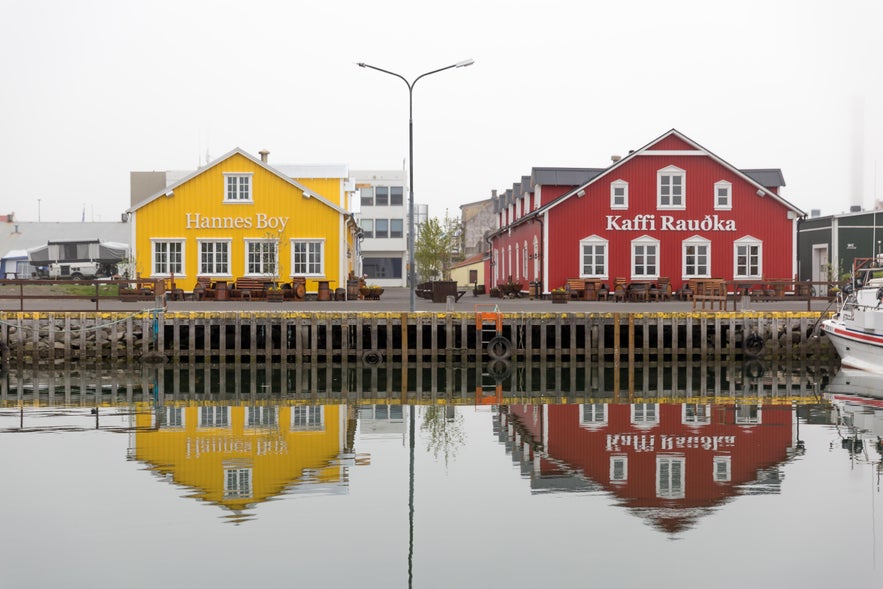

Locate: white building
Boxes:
[352,170,409,287]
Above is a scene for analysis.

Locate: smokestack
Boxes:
[259,149,269,163]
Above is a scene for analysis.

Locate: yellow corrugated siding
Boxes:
[133,153,347,289]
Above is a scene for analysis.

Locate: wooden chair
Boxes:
[611,278,627,302]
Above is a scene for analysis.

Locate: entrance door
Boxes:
[811,245,829,297]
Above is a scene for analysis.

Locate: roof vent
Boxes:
[850,205,862,213]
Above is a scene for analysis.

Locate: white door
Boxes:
[812,245,829,297]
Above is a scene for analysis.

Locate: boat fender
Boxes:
[486,358,513,381]
[363,350,383,366]
[743,359,764,380]
[743,333,764,357]
[876,287,883,307]
[486,335,513,361]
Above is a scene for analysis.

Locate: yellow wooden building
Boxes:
[128,148,360,293]
[132,403,351,518]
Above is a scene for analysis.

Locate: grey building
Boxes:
[797,206,883,287]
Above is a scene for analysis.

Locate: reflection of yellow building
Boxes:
[133,404,349,518]
[128,149,360,293]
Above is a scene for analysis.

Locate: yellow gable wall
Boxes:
[133,153,348,291]
[133,404,344,510]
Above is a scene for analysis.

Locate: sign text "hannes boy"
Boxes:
[185,213,289,230]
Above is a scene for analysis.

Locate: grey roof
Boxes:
[0,221,130,260]
[531,167,604,187]
[741,169,786,188]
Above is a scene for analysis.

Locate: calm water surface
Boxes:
[1,364,881,588]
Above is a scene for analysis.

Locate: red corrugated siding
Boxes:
[546,154,794,291]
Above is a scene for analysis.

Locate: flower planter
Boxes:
[360,287,384,301]
[551,292,568,304]
[266,289,284,302]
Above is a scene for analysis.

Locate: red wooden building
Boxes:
[487,129,805,294]
[505,402,796,533]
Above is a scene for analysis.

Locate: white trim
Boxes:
[223,172,254,203]
[733,235,763,279]
[630,235,659,280]
[637,150,703,156]
[714,180,732,211]
[682,235,711,279]
[657,165,686,210]
[610,179,628,210]
[579,234,609,278]
[290,237,326,277]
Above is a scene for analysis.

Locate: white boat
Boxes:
[821,258,883,374]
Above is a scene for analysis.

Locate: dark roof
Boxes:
[531,167,604,187]
[740,169,786,188]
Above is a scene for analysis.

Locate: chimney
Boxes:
[611,155,621,163]
[811,209,821,218]
[259,149,269,163]
[850,205,862,213]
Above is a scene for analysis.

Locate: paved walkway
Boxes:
[1,287,839,314]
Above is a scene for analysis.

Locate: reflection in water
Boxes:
[3,359,882,587]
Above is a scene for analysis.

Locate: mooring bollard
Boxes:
[446,295,455,311]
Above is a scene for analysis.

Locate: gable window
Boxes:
[580,235,608,278]
[152,240,184,276]
[198,239,230,276]
[610,456,628,483]
[714,180,732,210]
[291,239,324,276]
[611,180,628,209]
[734,236,762,278]
[360,187,374,207]
[224,467,253,499]
[631,236,659,279]
[657,165,685,209]
[224,173,253,202]
[683,236,710,278]
[246,239,277,275]
[360,219,374,239]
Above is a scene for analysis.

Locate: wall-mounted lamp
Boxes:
[576,189,586,197]
[164,190,174,197]
[756,189,765,197]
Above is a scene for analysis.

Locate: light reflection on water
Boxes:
[0,361,880,588]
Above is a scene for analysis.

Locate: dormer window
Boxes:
[224,173,253,202]
[714,180,732,210]
[611,180,628,210]
[657,166,685,209]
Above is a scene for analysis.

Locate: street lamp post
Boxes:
[357,59,474,312]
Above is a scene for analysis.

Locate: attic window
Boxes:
[224,173,253,202]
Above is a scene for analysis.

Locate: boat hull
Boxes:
[821,318,883,374]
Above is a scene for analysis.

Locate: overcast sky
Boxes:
[2,0,880,223]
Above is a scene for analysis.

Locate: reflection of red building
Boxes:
[503,402,796,534]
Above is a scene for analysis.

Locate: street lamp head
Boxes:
[455,59,475,68]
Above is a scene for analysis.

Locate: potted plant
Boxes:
[551,287,568,303]
[359,284,384,300]
[489,287,502,298]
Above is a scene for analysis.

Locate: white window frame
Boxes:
[610,179,629,210]
[657,165,685,209]
[198,406,230,428]
[291,238,325,277]
[610,455,628,483]
[151,239,185,277]
[682,235,711,279]
[682,403,712,426]
[224,467,253,499]
[162,406,185,429]
[223,172,253,202]
[522,241,528,278]
[291,406,325,431]
[245,238,278,276]
[657,455,686,499]
[713,456,732,482]
[532,237,540,281]
[580,235,609,278]
[631,235,659,279]
[631,402,659,427]
[735,403,762,425]
[734,236,762,278]
[714,180,732,210]
[245,406,278,428]
[197,238,232,277]
[579,403,608,427]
